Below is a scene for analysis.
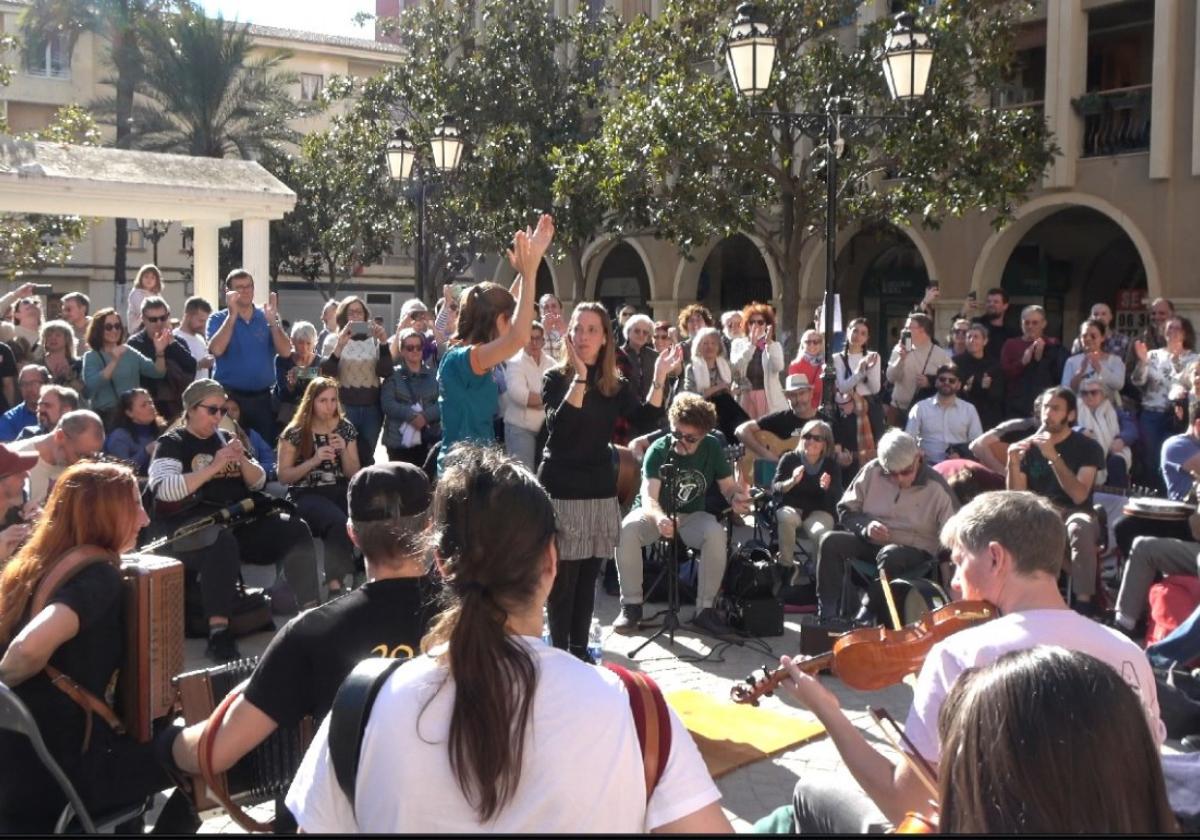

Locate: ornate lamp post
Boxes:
[385,116,465,303]
[137,218,172,265]
[724,3,933,411]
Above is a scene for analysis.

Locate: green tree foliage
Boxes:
[271,118,404,299]
[96,8,301,159]
[348,0,618,302]
[556,0,1057,343]
[0,104,101,281]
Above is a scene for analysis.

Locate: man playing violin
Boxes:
[780,490,1164,832]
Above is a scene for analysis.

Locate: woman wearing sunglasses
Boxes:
[81,308,169,428]
[147,379,321,662]
[772,420,842,583]
[382,327,442,468]
[731,303,786,420]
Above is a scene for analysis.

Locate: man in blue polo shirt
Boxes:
[206,268,293,443]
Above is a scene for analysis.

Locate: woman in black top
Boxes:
[771,419,842,581]
[0,462,195,832]
[538,302,679,660]
[953,323,1004,431]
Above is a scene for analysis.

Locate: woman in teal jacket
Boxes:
[81,308,167,426]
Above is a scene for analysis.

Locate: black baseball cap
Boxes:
[348,462,431,522]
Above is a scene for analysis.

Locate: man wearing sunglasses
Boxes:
[127,296,197,422]
[614,393,751,637]
[904,364,982,465]
[816,429,958,625]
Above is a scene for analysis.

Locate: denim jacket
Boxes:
[381,363,442,448]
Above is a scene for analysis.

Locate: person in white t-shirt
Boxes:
[173,296,214,381]
[285,444,729,834]
[778,489,1164,833]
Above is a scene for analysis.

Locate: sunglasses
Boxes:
[654,334,670,341]
[801,433,824,442]
[747,319,766,326]
[195,403,229,417]
[804,338,822,345]
[673,431,702,445]
[144,314,169,324]
[1080,389,1103,396]
[104,321,123,332]
[882,463,918,478]
[401,343,424,352]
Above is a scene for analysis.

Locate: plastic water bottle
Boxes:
[587,617,604,663]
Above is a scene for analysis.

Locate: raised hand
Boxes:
[529,213,555,257]
[654,344,682,378]
[110,344,128,361]
[791,465,806,483]
[565,333,587,378]
[265,292,280,324]
[152,329,172,354]
[1134,340,1149,363]
[819,472,832,490]
[225,289,242,311]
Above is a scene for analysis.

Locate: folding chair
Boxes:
[0,681,147,834]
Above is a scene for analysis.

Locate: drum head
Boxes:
[899,578,950,624]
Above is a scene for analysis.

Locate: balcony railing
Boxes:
[1072,84,1151,158]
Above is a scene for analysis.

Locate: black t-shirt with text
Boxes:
[154,427,250,506]
[244,575,441,726]
[1019,429,1105,510]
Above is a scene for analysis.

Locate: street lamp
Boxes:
[724,4,934,413]
[137,218,171,265]
[386,116,465,303]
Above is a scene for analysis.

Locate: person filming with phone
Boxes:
[319,297,392,468]
[274,321,321,427]
[884,312,951,428]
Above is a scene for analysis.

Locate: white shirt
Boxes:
[905,396,982,464]
[285,637,720,833]
[173,328,209,381]
[503,349,557,432]
[833,350,882,397]
[904,609,1165,764]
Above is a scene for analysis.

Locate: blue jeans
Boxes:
[1147,603,1200,668]
[1140,408,1174,490]
[344,403,382,467]
[504,422,539,470]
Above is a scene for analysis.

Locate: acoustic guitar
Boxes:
[736,427,799,488]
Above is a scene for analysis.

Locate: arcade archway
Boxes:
[594,241,651,316]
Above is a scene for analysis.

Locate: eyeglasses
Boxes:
[801,433,824,442]
[401,343,424,352]
[1080,389,1103,396]
[144,314,169,324]
[673,430,702,445]
[952,329,968,335]
[804,338,822,345]
[103,321,123,332]
[195,403,229,417]
[881,463,918,478]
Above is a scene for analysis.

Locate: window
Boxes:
[24,31,69,79]
[126,227,145,251]
[300,73,324,102]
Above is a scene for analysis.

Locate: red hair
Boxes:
[741,302,775,328]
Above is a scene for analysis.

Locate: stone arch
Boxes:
[798,221,941,304]
[672,231,781,304]
[581,236,657,302]
[970,192,1161,300]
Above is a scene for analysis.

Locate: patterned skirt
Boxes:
[551,496,621,562]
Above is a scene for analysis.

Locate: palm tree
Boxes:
[20,0,177,290]
[100,9,302,160]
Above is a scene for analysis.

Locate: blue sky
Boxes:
[198,1,377,39]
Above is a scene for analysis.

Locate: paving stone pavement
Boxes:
[188,586,910,834]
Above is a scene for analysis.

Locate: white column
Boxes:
[1149,0,1179,179]
[242,217,270,307]
[1043,0,1085,189]
[191,222,221,310]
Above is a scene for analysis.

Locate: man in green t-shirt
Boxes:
[613,393,750,637]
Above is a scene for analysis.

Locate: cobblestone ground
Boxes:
[187,584,911,834]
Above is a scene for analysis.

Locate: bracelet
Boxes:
[572,377,587,385]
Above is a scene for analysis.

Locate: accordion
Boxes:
[175,658,314,829]
[119,553,185,742]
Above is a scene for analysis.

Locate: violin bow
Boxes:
[869,707,939,800]
[877,566,904,631]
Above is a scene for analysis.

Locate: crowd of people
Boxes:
[0,216,1197,832]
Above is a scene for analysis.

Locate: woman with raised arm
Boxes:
[538,302,679,661]
[435,215,554,475]
[284,445,731,834]
[730,303,786,420]
[0,462,196,833]
[278,376,361,597]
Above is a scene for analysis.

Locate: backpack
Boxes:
[327,658,672,819]
[1146,575,1200,648]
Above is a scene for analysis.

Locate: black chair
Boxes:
[0,680,146,834]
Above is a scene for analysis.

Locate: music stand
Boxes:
[632,462,684,658]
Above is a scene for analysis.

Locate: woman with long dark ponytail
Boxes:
[285,445,729,833]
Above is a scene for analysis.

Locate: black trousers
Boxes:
[291,484,355,585]
[174,512,318,621]
[1113,513,1193,558]
[546,557,602,660]
[227,388,276,447]
[387,443,430,469]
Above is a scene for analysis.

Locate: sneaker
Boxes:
[205,627,240,663]
[613,604,643,635]
[690,607,732,637]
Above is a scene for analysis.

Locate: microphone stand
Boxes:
[632,443,683,658]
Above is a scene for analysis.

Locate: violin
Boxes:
[729,599,997,704]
